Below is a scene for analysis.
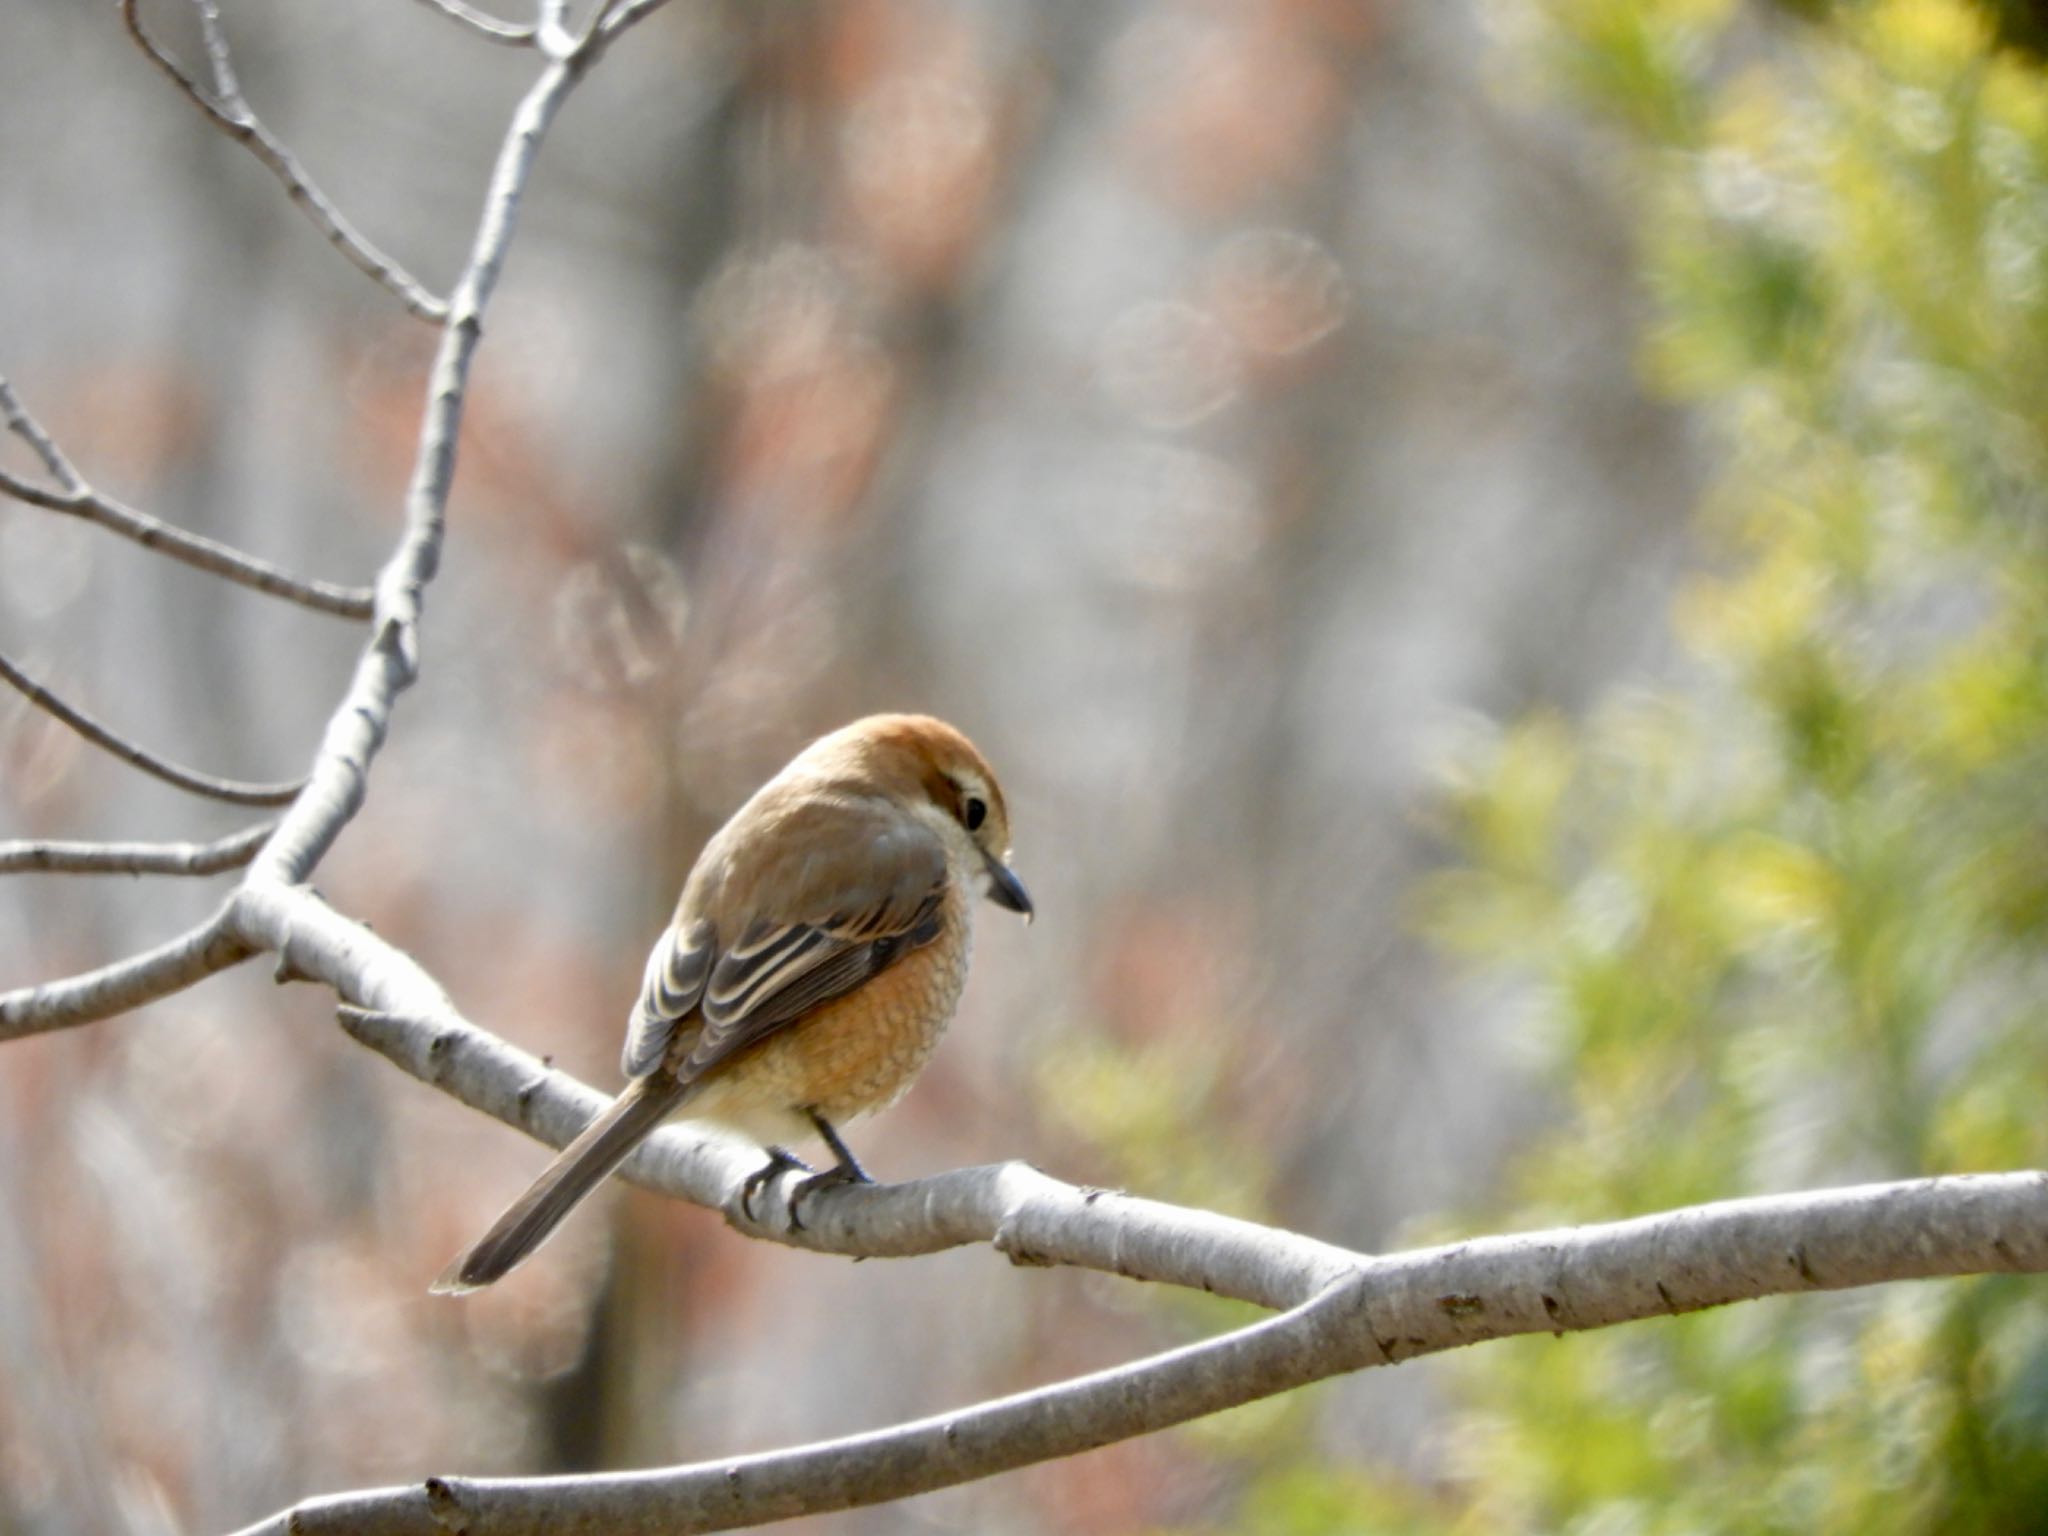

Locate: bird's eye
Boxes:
[962,795,988,832]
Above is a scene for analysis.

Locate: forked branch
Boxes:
[9,12,2045,1535]
[0,0,670,1033]
[245,990,2048,1536]
[246,41,594,886]
[0,375,374,618]
[119,0,450,322]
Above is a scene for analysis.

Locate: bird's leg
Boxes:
[805,1109,873,1185]
[784,1109,873,1231]
[739,1144,812,1223]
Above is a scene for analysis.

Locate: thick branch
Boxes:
[0,904,253,1039]
[0,649,305,806]
[0,821,272,876]
[230,880,461,1020]
[120,0,450,322]
[0,376,371,617]
[211,891,2048,1532]
[334,997,1360,1306]
[226,1167,2048,1536]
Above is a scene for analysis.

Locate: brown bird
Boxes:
[432,714,1032,1293]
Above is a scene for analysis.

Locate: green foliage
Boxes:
[1179,0,2048,1530]
[1399,1,2048,1530]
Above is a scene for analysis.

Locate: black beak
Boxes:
[983,855,1034,921]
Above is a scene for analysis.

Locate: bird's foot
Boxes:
[787,1158,872,1232]
[784,1109,875,1230]
[739,1145,812,1223]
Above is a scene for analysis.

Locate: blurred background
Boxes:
[4,0,2047,1531]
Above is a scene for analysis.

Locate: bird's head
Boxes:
[819,714,1033,921]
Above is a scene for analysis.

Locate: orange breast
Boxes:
[684,878,974,1133]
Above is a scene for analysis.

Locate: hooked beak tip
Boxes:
[984,857,1034,922]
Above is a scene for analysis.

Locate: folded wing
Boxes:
[620,798,949,1085]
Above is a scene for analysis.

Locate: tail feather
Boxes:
[432,1075,687,1294]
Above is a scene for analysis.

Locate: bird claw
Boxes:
[738,1145,812,1223]
[786,1159,873,1232]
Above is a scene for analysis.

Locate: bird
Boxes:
[432,713,1032,1294]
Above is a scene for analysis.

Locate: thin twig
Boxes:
[407,0,537,46]
[0,1,643,1030]
[0,377,373,619]
[0,822,273,876]
[594,0,674,44]
[0,373,82,488]
[119,0,450,323]
[0,904,253,1040]
[249,51,585,886]
[0,650,305,807]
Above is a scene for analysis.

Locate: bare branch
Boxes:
[0,650,305,807]
[0,376,374,619]
[208,889,2048,1535]
[407,0,537,46]
[190,0,241,102]
[225,1170,2048,1536]
[0,903,253,1039]
[594,0,674,45]
[0,372,84,489]
[7,477,374,616]
[250,53,586,886]
[4,3,626,1038]
[0,822,273,876]
[230,880,462,1021]
[533,0,577,58]
[119,0,450,323]
[334,999,1360,1304]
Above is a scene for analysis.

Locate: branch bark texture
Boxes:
[14,11,2043,1536]
[0,904,252,1040]
[0,374,373,616]
[225,1161,2048,1536]
[0,822,272,875]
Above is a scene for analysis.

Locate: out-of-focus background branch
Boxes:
[4,1,2046,1533]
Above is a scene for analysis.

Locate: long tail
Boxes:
[432,1074,688,1294]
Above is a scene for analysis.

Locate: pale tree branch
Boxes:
[0,375,375,619]
[0,821,273,876]
[248,51,588,888]
[332,998,1359,1303]
[594,0,675,44]
[0,649,306,806]
[0,903,253,1040]
[189,0,240,101]
[119,0,451,323]
[227,1023,2048,1536]
[536,0,576,58]
[78,882,2037,1535]
[407,0,538,46]
[3,0,605,1025]
[0,372,81,486]
[39,15,2036,1536]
